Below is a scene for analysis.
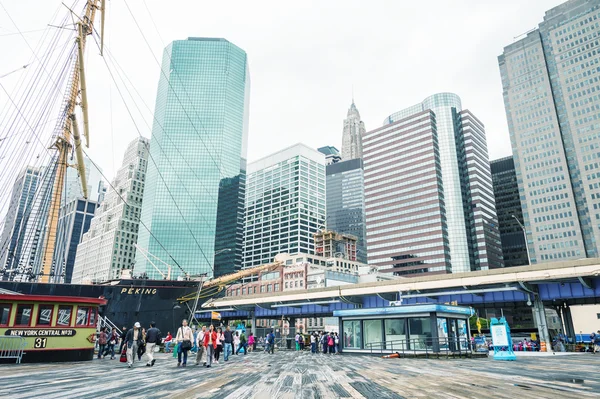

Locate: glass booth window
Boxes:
[409,317,432,350]
[457,319,468,349]
[363,319,383,350]
[385,319,407,349]
[343,320,361,349]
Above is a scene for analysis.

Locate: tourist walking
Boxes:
[124,322,143,368]
[233,331,240,355]
[236,331,248,355]
[223,325,233,361]
[248,333,255,353]
[195,325,207,366]
[321,332,328,353]
[203,325,217,368]
[118,326,128,355]
[335,332,340,354]
[267,330,275,354]
[328,333,335,354]
[295,332,300,351]
[98,327,108,359]
[214,328,224,363]
[145,322,162,367]
[137,327,147,361]
[175,319,193,367]
[310,333,316,354]
[104,327,119,359]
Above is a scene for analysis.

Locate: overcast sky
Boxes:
[0,0,563,182]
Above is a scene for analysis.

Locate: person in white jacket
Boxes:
[195,325,207,366]
[175,319,193,367]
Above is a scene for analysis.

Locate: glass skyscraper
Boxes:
[135,38,250,279]
[364,93,503,276]
[498,0,600,263]
[243,144,326,269]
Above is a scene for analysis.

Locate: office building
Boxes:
[72,137,149,283]
[317,146,341,165]
[243,143,326,269]
[490,157,529,267]
[363,93,503,276]
[498,0,600,263]
[51,198,98,283]
[0,166,52,281]
[136,38,250,278]
[341,101,366,160]
[325,158,367,263]
[314,230,358,261]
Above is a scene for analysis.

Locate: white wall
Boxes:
[570,304,600,334]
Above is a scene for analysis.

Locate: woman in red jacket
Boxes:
[203,325,218,368]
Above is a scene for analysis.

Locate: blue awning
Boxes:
[334,304,474,317]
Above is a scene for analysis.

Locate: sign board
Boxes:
[211,312,221,320]
[5,329,77,337]
[490,325,509,347]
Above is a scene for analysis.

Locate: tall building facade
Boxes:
[0,165,53,281]
[51,198,98,283]
[498,0,600,263]
[490,157,528,267]
[72,137,149,283]
[325,158,367,264]
[64,156,106,203]
[243,144,326,269]
[364,93,503,276]
[135,38,250,279]
[341,101,366,160]
[317,146,341,165]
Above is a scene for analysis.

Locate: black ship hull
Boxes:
[0,279,202,334]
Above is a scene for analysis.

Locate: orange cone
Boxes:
[382,353,400,359]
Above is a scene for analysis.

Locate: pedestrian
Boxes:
[237,330,248,355]
[175,319,193,367]
[164,332,173,353]
[203,325,217,368]
[145,321,162,367]
[223,325,233,361]
[124,322,143,368]
[594,330,600,354]
[233,331,240,355]
[137,327,147,361]
[295,332,300,351]
[98,327,108,359]
[195,325,207,366]
[335,332,340,354]
[118,326,128,355]
[104,327,119,359]
[310,333,316,354]
[328,333,335,354]
[267,330,275,354]
[248,333,255,353]
[214,327,224,364]
[321,332,328,353]
[299,333,305,351]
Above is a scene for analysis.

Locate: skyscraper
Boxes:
[72,137,149,283]
[51,198,98,283]
[243,143,326,269]
[490,157,528,267]
[64,156,105,203]
[364,93,503,276]
[341,101,365,160]
[0,165,52,281]
[325,158,367,264]
[498,0,600,263]
[135,38,250,279]
[317,146,341,165]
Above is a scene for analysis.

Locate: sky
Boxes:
[0,0,564,183]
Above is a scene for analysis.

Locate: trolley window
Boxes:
[0,304,10,326]
[89,308,97,326]
[36,304,54,326]
[57,306,72,326]
[15,304,33,326]
[76,307,90,326]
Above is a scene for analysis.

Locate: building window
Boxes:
[285,282,288,288]
[274,283,280,291]
[267,285,273,292]
[236,288,240,296]
[36,304,54,326]
[242,288,247,295]
[260,285,266,293]
[363,320,383,350]
[343,320,361,349]
[15,304,32,326]
[384,319,406,350]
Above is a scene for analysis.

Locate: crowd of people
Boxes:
[100,319,344,368]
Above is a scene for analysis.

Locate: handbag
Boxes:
[119,346,127,363]
[181,339,192,351]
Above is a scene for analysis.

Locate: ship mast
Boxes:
[39,0,106,283]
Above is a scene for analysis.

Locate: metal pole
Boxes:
[512,215,531,265]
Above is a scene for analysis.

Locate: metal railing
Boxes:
[365,337,473,358]
[98,315,119,332]
[0,336,27,364]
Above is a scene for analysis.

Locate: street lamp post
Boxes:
[512,215,531,265]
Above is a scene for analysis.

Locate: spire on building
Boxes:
[341,100,365,160]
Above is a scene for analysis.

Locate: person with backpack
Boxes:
[328,332,335,354]
[236,331,248,355]
[145,321,162,367]
[267,330,275,354]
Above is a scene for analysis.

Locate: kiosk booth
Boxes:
[334,304,474,354]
